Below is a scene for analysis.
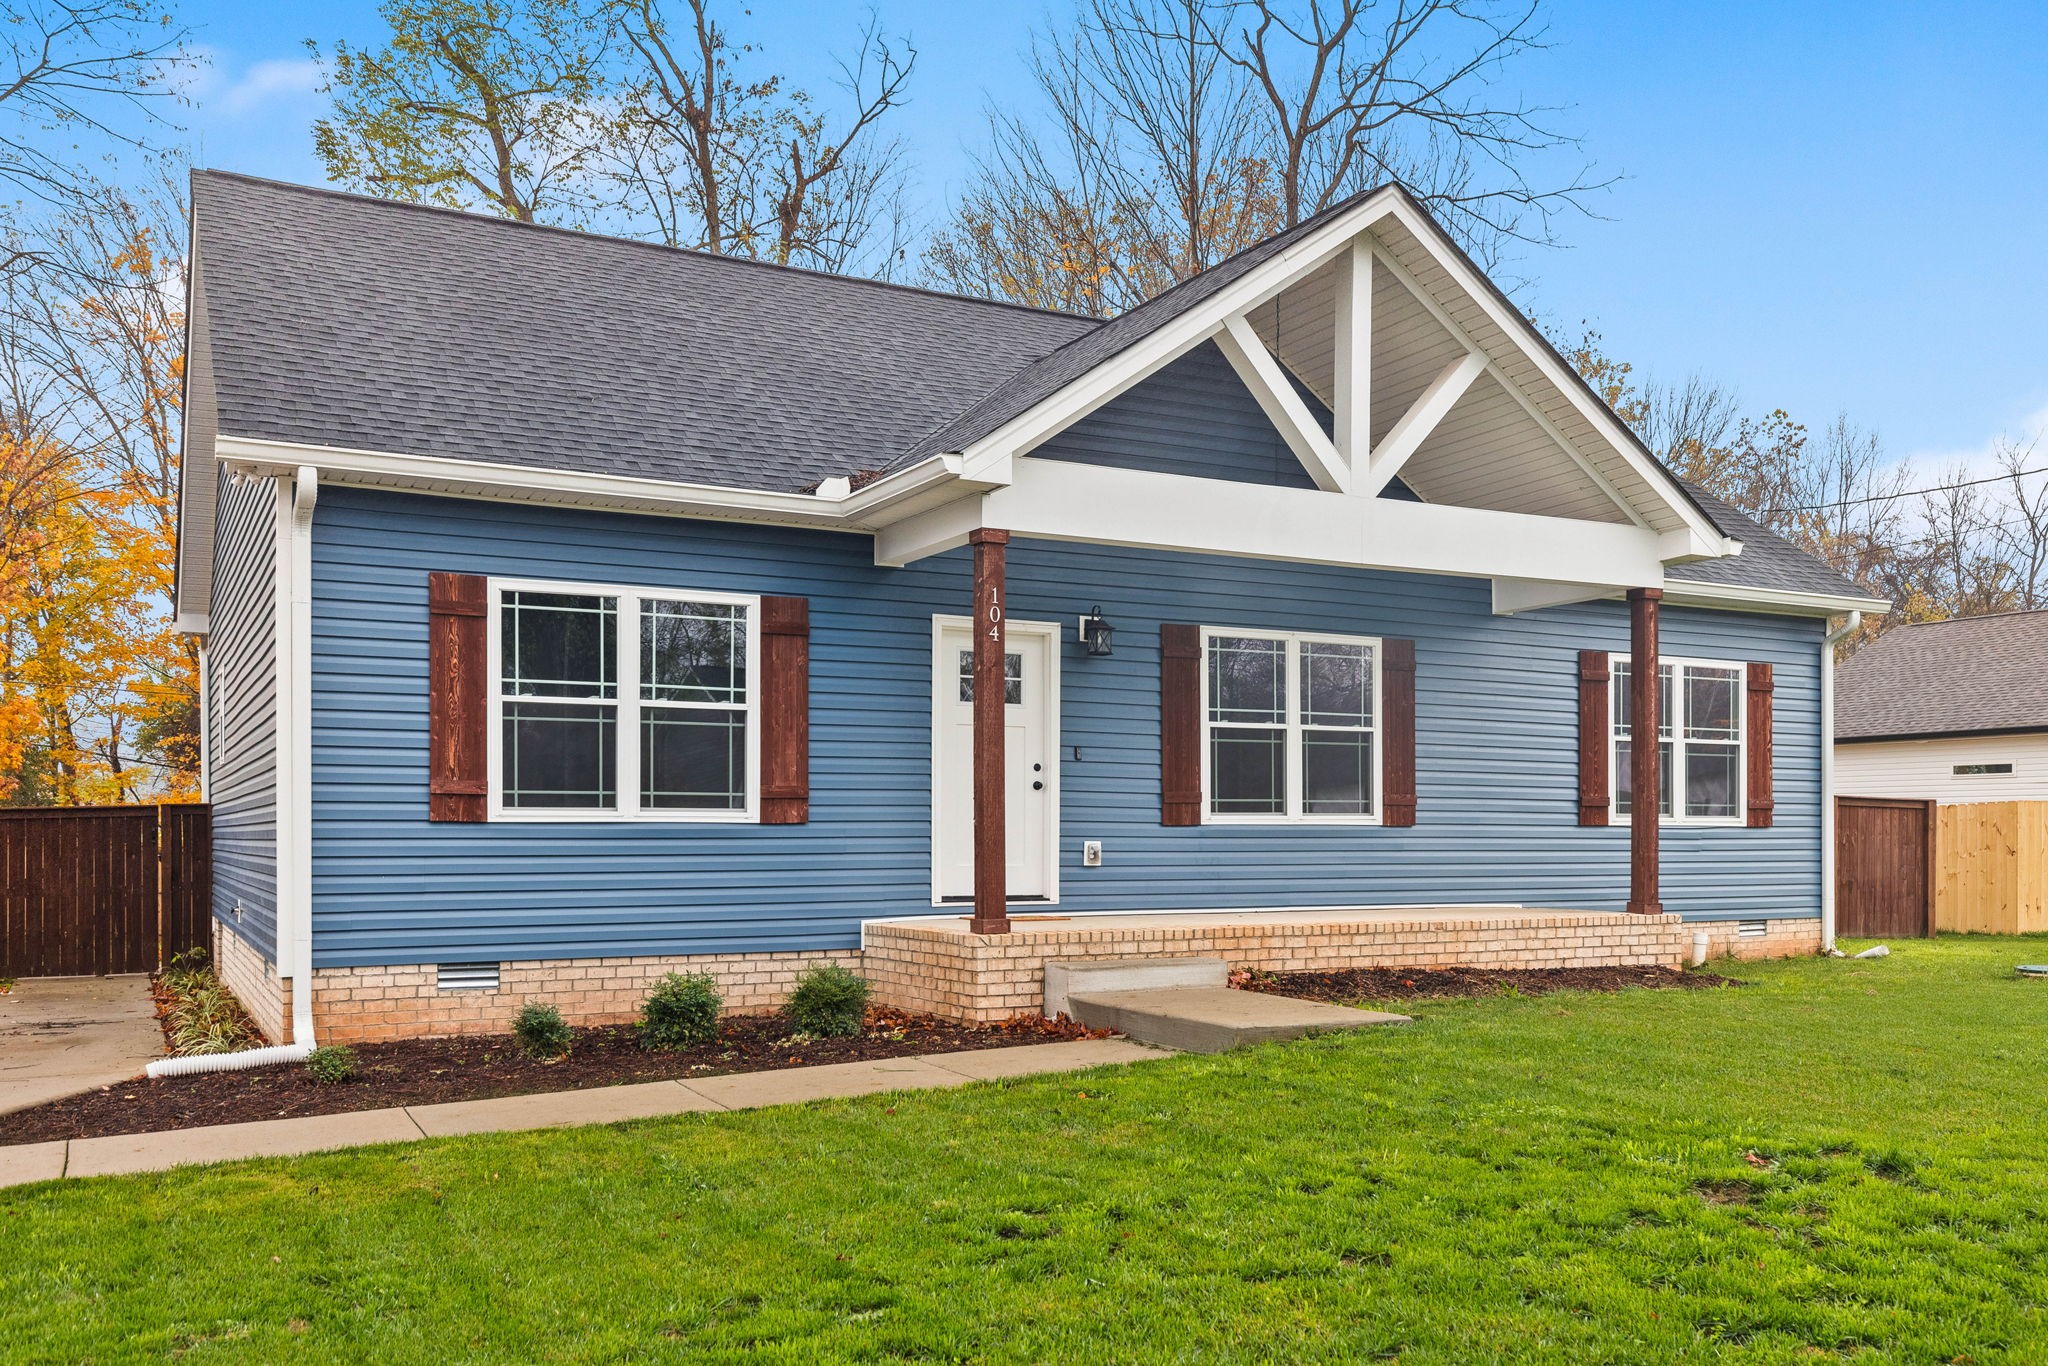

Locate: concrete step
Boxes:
[1067,987,1411,1053]
[1043,956,1227,1019]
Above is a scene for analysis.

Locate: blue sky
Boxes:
[175,1,2048,476]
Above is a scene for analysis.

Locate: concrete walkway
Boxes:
[0,1038,1164,1189]
[0,976,162,1117]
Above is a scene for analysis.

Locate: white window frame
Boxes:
[1199,626,1383,826]
[1609,652,1745,828]
[486,576,761,823]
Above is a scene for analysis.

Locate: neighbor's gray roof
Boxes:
[1836,611,2048,741]
[189,170,1865,604]
[190,170,1098,491]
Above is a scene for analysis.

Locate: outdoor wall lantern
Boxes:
[1079,606,1115,656]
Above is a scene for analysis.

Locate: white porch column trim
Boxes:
[1212,314,1349,493]
[1333,237,1372,480]
[1362,351,1484,497]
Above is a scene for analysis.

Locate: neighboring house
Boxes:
[1836,611,2048,802]
[175,171,1886,1045]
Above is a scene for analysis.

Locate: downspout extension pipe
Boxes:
[146,469,322,1080]
[147,1042,313,1079]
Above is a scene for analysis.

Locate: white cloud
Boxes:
[1899,401,2048,483]
[215,57,324,117]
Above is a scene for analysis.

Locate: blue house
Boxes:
[174,172,1884,1045]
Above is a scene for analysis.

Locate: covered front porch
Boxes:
[863,905,1690,1024]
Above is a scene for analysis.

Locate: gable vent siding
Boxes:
[1031,342,1322,490]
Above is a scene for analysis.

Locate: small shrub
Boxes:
[513,1001,573,1059]
[786,964,871,1038]
[305,1045,358,1085]
[642,972,721,1049]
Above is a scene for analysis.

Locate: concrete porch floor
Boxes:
[861,905,1691,1023]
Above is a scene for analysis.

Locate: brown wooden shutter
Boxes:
[427,572,489,822]
[759,596,810,824]
[1577,648,1610,827]
[1381,638,1417,826]
[1747,661,1774,828]
[1160,624,1202,826]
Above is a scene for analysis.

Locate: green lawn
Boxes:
[11,937,2048,1363]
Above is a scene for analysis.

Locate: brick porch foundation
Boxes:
[862,906,1709,1024]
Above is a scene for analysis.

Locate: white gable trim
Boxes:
[1362,350,1484,498]
[953,192,1404,485]
[1212,314,1349,493]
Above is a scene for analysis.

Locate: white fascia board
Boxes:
[1212,315,1349,493]
[1660,580,1891,617]
[172,610,211,637]
[212,435,973,532]
[954,191,1405,481]
[981,457,1668,586]
[1376,198,1732,551]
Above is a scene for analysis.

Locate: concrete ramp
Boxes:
[1068,987,1410,1053]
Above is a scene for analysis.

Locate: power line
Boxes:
[1756,462,2048,517]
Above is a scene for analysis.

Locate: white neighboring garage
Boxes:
[1835,610,2048,802]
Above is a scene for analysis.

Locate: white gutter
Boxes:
[1818,610,1863,953]
[150,467,322,1078]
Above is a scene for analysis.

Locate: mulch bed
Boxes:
[0,1008,1109,1146]
[1234,963,1741,1004]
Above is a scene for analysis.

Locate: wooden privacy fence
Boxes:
[0,804,210,978]
[1934,801,2048,934]
[1835,796,1935,939]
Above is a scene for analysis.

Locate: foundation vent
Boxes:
[1737,921,1769,940]
[436,962,501,992]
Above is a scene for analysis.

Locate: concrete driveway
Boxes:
[0,976,164,1115]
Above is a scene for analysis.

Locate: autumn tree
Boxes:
[602,1,916,273]
[310,0,610,223]
[926,0,1604,315]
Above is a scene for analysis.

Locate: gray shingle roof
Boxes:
[1836,611,2048,740]
[1665,480,1876,600]
[189,170,1868,606]
[190,171,1098,492]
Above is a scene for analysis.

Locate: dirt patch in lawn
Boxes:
[1233,963,1741,1004]
[0,1008,1109,1146]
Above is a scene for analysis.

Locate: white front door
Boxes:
[934,619,1056,901]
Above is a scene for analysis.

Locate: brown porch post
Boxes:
[969,529,1011,934]
[1628,587,1662,915]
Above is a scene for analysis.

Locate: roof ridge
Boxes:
[1889,607,2048,629]
[190,168,1108,327]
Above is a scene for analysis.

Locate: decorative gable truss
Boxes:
[875,187,1740,600]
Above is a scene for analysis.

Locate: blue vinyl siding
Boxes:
[309,486,1824,967]
[1032,341,1323,489]
[207,469,279,959]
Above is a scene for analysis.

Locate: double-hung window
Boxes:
[1612,656,1743,824]
[1203,629,1379,822]
[491,581,758,820]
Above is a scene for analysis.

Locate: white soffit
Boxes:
[1368,212,1684,534]
[1399,372,1632,524]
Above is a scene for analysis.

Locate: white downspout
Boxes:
[150,467,321,1078]
[1818,610,1862,954]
